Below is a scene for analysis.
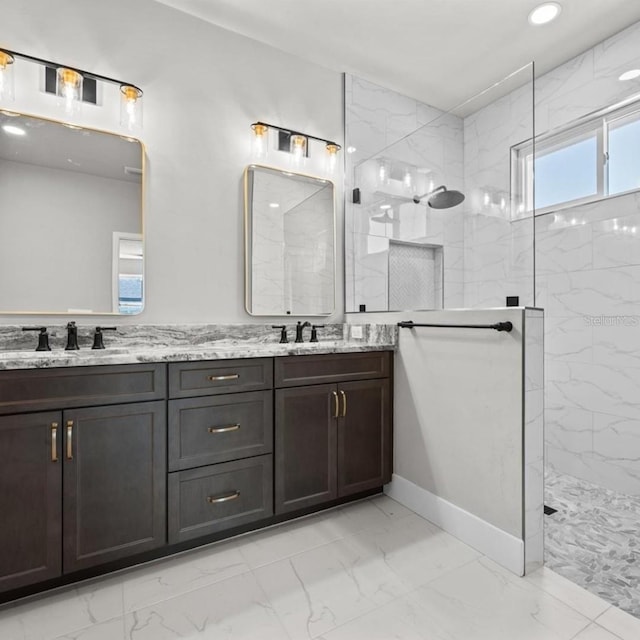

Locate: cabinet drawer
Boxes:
[168,391,273,471]
[0,364,166,415]
[274,351,391,388]
[168,456,273,543]
[168,358,272,398]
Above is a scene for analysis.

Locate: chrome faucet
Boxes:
[294,321,310,343]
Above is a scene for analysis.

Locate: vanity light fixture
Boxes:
[249,121,341,171]
[120,85,143,131]
[57,67,83,115]
[325,142,340,174]
[290,134,307,167]
[0,50,15,102]
[528,2,562,26]
[0,47,143,129]
[250,122,269,160]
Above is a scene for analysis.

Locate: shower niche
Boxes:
[388,241,443,311]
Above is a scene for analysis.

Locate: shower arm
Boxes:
[412,185,446,204]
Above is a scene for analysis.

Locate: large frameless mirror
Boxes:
[244,164,335,316]
[0,111,144,315]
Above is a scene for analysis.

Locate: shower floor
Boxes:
[545,469,640,618]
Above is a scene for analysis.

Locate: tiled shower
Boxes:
[345,17,640,618]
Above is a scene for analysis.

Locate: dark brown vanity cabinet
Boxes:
[0,364,167,593]
[0,412,62,593]
[274,352,392,514]
[167,359,274,543]
[0,351,393,601]
[62,402,167,573]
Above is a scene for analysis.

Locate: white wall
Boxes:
[0,160,140,313]
[348,308,544,575]
[0,0,343,324]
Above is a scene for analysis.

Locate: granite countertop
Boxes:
[0,331,396,371]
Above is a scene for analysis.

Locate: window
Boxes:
[118,275,144,314]
[112,232,143,314]
[608,111,640,195]
[512,98,640,217]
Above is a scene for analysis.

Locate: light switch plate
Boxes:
[351,325,363,339]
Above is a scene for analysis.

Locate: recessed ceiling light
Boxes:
[380,204,392,210]
[528,2,561,25]
[619,69,640,81]
[269,202,280,208]
[346,146,357,154]
[2,124,26,136]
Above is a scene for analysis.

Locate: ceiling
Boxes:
[154,0,640,112]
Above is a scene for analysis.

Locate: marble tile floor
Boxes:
[545,469,640,619]
[1,493,638,640]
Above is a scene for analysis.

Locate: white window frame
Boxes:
[511,95,640,219]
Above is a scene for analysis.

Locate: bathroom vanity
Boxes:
[0,342,393,603]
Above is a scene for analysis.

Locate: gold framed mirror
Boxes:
[0,110,144,315]
[244,164,336,316]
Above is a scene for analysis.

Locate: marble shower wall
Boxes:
[462,70,535,309]
[345,75,465,312]
[533,20,640,495]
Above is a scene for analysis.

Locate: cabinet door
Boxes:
[275,384,337,514]
[0,412,62,593]
[337,379,391,497]
[63,401,166,573]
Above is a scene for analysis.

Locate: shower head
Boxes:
[412,185,465,209]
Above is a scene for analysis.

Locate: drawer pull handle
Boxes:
[340,390,347,417]
[208,424,241,434]
[207,491,240,504]
[51,422,58,462]
[207,374,240,382]
[332,391,339,419]
[66,420,74,460]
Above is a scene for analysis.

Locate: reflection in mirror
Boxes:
[0,111,144,314]
[112,232,143,314]
[244,164,335,316]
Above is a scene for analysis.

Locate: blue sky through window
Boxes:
[535,137,598,209]
[609,118,640,195]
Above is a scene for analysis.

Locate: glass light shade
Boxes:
[56,67,83,115]
[377,159,390,187]
[402,168,415,193]
[250,122,269,160]
[290,134,307,168]
[0,51,15,103]
[120,85,143,131]
[325,142,340,175]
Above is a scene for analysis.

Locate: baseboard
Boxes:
[385,474,525,576]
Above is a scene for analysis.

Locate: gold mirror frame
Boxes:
[0,109,146,316]
[243,164,337,316]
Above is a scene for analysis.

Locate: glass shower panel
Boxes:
[456,64,535,309]
[534,20,640,617]
[344,64,535,312]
